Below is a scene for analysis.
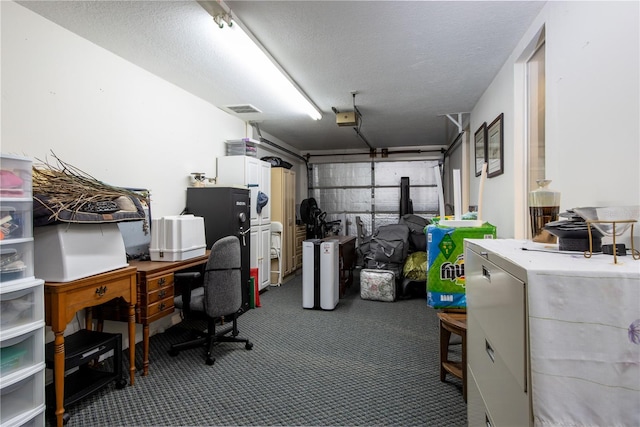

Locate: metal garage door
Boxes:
[308,160,440,237]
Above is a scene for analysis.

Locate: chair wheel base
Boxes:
[206,357,215,365]
[246,342,254,350]
[168,348,179,357]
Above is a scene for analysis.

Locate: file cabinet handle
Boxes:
[482,265,491,282]
[485,339,495,363]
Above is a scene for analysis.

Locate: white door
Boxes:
[259,160,272,224]
[259,224,271,290]
[249,227,258,269]
[245,157,260,227]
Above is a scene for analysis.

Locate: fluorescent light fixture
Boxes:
[202,3,321,121]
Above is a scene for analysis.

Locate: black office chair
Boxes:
[300,197,341,239]
[168,235,253,365]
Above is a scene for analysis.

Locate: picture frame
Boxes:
[474,122,487,177]
[486,113,504,178]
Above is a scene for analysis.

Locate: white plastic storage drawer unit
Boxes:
[0,153,45,427]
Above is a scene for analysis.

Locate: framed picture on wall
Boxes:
[474,122,487,177]
[487,113,504,178]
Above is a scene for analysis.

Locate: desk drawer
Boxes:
[145,273,174,292]
[143,286,174,305]
[66,278,131,315]
[139,297,174,320]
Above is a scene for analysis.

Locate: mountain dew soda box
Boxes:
[426,223,496,309]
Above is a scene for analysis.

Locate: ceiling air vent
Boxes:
[225,104,262,114]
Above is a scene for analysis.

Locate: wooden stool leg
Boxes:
[439,320,451,382]
[461,328,467,402]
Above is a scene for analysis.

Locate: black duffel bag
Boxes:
[399,214,431,253]
[371,224,410,264]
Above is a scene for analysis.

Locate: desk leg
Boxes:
[85,307,93,330]
[142,323,149,376]
[53,331,65,427]
[128,303,136,386]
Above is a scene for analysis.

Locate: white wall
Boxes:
[1,1,247,217]
[469,1,639,238]
[1,1,251,343]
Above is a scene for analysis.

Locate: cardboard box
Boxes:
[426,223,496,309]
[150,215,206,261]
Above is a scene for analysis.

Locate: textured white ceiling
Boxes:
[17,0,546,152]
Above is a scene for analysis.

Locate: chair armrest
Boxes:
[174,272,202,281]
[174,271,202,316]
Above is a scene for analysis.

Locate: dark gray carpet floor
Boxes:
[54,271,466,426]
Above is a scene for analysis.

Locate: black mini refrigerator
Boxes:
[185,186,251,312]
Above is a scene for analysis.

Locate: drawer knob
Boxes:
[95,286,108,297]
[158,277,166,286]
[159,290,166,298]
[159,302,166,311]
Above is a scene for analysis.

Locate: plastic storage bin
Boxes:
[225,138,257,157]
[0,369,45,425]
[0,240,34,283]
[5,405,45,427]
[0,326,44,378]
[0,281,44,331]
[34,223,128,282]
[0,154,33,199]
[150,215,206,261]
[1,201,33,241]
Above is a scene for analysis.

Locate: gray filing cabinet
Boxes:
[465,239,531,427]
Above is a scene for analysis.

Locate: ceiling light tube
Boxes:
[220,15,322,120]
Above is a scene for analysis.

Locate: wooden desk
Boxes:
[44,266,137,427]
[123,253,210,376]
[322,235,356,297]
